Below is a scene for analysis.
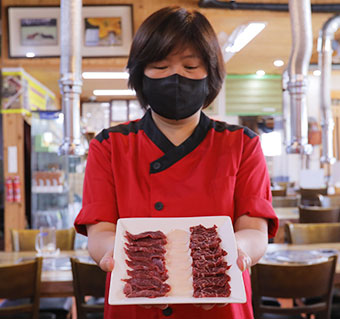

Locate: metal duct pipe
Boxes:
[286,0,313,155]
[199,0,340,13]
[59,0,84,156]
[282,69,290,146]
[318,15,340,165]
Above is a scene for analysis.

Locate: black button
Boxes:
[162,306,173,316]
[154,201,164,211]
[152,162,161,170]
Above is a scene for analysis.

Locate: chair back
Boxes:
[70,257,106,318]
[0,257,42,319]
[285,222,340,244]
[320,195,340,208]
[298,205,340,223]
[272,196,299,208]
[299,187,327,206]
[251,255,337,319]
[271,188,287,197]
[11,228,76,251]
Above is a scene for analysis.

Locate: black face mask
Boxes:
[142,74,209,120]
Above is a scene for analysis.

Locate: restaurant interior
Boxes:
[2,0,340,318]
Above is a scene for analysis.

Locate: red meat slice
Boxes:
[124,248,165,261]
[125,244,166,254]
[190,239,222,250]
[193,274,231,289]
[123,283,171,298]
[126,237,167,247]
[123,230,169,299]
[122,276,164,290]
[193,286,231,298]
[192,265,229,277]
[126,257,166,272]
[125,230,166,241]
[190,224,231,298]
[190,225,218,235]
[127,269,169,282]
[191,246,227,260]
[192,256,227,269]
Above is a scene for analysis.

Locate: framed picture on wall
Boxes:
[82,5,133,57]
[8,7,60,58]
[8,5,133,58]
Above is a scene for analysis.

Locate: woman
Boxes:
[75,6,278,319]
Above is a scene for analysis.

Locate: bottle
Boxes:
[5,177,14,202]
[13,176,21,203]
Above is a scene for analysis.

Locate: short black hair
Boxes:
[127,6,225,110]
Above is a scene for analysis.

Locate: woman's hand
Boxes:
[99,249,115,272]
[236,247,252,272]
[87,222,116,272]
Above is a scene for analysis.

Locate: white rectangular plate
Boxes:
[109,216,246,305]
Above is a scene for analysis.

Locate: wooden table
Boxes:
[0,250,91,297]
[274,207,299,220]
[260,243,340,286]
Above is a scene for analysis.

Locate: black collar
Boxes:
[140,109,212,174]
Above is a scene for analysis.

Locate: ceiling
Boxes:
[11,0,340,104]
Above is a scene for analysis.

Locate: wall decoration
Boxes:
[8,7,60,58]
[82,5,133,57]
[8,5,133,58]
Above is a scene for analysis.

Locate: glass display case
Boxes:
[31,111,68,229]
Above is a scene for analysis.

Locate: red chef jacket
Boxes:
[75,109,278,319]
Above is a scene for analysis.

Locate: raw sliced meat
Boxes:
[190,224,231,298]
[123,230,169,298]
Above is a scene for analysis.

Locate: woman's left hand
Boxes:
[236,247,252,272]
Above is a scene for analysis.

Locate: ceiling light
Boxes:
[26,52,35,58]
[256,70,266,76]
[82,72,129,79]
[313,70,321,76]
[273,59,284,67]
[93,89,136,96]
[224,22,266,54]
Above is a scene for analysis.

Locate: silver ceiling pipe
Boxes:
[318,15,340,165]
[286,0,313,155]
[282,69,290,146]
[59,0,84,156]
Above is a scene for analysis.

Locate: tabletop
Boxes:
[260,242,340,286]
[274,207,299,220]
[0,250,92,297]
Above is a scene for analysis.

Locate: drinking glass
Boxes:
[35,226,57,257]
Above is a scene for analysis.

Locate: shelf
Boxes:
[32,185,65,194]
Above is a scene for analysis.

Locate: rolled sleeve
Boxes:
[234,134,278,238]
[74,137,118,236]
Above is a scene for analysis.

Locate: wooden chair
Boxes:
[320,195,340,208]
[71,257,106,319]
[271,188,287,197]
[272,196,299,208]
[0,257,42,319]
[284,222,340,244]
[10,228,76,252]
[251,255,337,319]
[298,205,340,223]
[299,187,327,206]
[10,228,75,318]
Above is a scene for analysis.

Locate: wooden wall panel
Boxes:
[2,114,27,251]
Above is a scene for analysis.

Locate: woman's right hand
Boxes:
[87,222,116,272]
[99,249,115,272]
